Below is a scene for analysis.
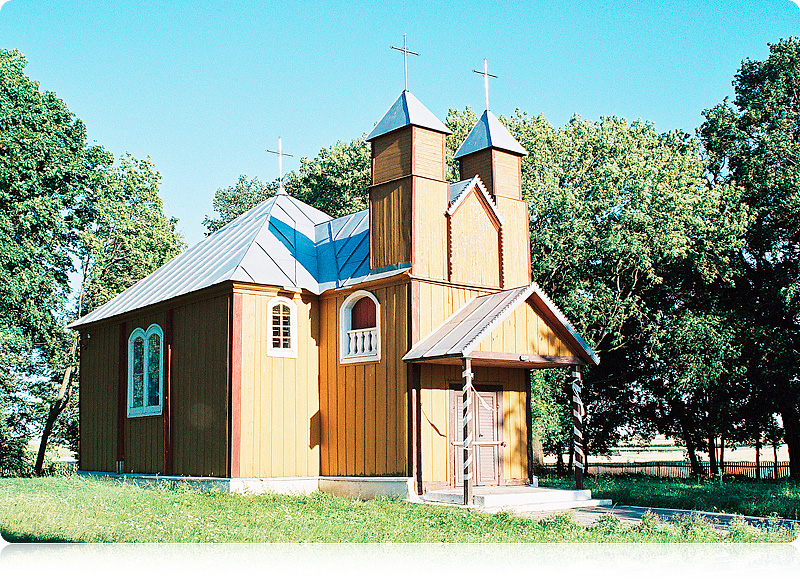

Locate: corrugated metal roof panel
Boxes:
[403,283,599,365]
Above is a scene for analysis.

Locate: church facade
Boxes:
[72,90,597,499]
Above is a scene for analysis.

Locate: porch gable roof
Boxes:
[403,282,599,366]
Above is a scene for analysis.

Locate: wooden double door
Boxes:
[450,386,502,486]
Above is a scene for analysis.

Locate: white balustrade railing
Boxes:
[346,327,379,358]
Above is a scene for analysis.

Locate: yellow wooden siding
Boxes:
[236,289,320,478]
[319,281,408,476]
[458,150,494,199]
[492,151,521,200]
[418,364,527,484]
[369,178,412,270]
[412,127,445,181]
[372,128,412,185]
[495,196,531,288]
[449,191,501,288]
[474,299,574,357]
[411,176,448,280]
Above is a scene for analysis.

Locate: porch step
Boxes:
[422,486,611,509]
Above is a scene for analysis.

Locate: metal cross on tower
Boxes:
[473,58,497,112]
[391,34,419,92]
[266,137,294,190]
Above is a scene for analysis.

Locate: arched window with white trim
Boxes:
[268,296,298,358]
[128,324,164,417]
[340,290,380,363]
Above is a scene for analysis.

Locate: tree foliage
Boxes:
[700,37,800,478]
[0,50,184,471]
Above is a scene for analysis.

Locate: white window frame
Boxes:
[267,296,298,358]
[127,323,164,418]
[339,290,381,364]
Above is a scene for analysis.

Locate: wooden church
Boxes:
[71,86,598,502]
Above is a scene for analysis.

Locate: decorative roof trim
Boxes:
[447,175,504,226]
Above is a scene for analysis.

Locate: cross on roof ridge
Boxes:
[473,58,497,112]
[391,33,419,92]
[266,137,294,190]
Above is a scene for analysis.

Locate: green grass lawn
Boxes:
[539,473,800,520]
[1,475,797,543]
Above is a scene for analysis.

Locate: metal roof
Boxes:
[70,195,409,328]
[403,282,599,365]
[453,110,528,158]
[366,90,451,141]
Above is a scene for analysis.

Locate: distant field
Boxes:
[540,473,800,520]
[1,476,797,543]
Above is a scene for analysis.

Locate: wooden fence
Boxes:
[543,460,791,480]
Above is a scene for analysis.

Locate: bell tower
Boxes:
[454,109,530,288]
[366,90,452,279]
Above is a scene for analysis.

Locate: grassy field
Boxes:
[539,473,800,520]
[1,475,797,543]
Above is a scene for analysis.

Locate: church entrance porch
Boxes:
[449,386,502,487]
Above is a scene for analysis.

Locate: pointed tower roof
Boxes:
[453,109,527,158]
[366,90,451,141]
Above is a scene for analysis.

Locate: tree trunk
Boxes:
[683,427,702,477]
[755,437,761,481]
[708,433,718,476]
[556,441,564,475]
[719,436,725,474]
[35,336,78,476]
[774,442,779,480]
[778,399,800,481]
[568,443,574,473]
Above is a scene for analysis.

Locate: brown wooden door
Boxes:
[450,387,502,487]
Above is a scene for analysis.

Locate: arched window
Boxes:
[268,296,298,358]
[340,290,380,363]
[128,324,163,417]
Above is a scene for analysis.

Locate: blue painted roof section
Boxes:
[70,196,410,327]
[367,90,451,141]
[453,109,528,158]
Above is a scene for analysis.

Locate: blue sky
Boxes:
[2,0,799,246]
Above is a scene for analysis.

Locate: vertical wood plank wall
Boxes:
[236,289,320,478]
[372,128,412,185]
[319,281,408,476]
[411,176,448,280]
[122,310,167,474]
[458,151,495,199]
[79,323,119,472]
[474,300,574,358]
[369,177,412,269]
[170,294,230,477]
[411,127,445,181]
[80,291,230,477]
[494,196,531,288]
[491,151,522,201]
[417,364,527,485]
[448,192,501,288]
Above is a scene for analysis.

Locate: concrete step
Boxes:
[422,486,606,508]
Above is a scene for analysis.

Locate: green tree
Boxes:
[700,37,800,479]
[202,175,278,234]
[0,49,111,473]
[511,112,747,465]
[46,154,185,458]
[205,137,371,234]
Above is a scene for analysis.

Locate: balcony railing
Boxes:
[345,327,379,358]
